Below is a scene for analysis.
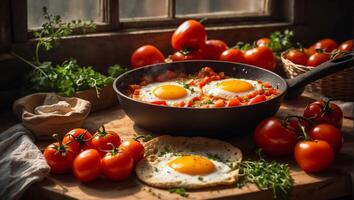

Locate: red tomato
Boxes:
[256,38,270,47]
[294,140,334,173]
[309,124,343,153]
[120,140,145,163]
[91,125,122,157]
[244,46,276,71]
[254,117,298,156]
[306,53,330,67]
[101,148,134,181]
[248,94,267,105]
[314,38,338,52]
[171,20,207,51]
[303,99,343,129]
[43,134,76,174]
[200,40,228,60]
[130,45,165,69]
[338,40,353,52]
[285,49,308,65]
[219,49,245,63]
[171,50,203,61]
[72,149,102,182]
[62,128,93,154]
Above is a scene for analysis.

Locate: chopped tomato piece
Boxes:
[210,99,225,108]
[249,95,267,105]
[228,98,241,107]
[151,101,167,105]
[186,100,193,107]
[263,82,272,88]
[133,89,140,95]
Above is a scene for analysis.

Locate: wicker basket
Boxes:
[281,52,354,101]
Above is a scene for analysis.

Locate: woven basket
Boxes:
[281,52,354,101]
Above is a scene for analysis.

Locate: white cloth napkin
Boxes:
[0,124,50,200]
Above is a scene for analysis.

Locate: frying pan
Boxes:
[113,53,353,136]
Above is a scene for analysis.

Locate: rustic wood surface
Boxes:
[19,92,354,200]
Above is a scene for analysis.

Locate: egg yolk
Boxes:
[153,85,187,100]
[168,155,216,175]
[219,79,254,93]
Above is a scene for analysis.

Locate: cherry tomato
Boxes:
[91,125,121,157]
[338,40,353,52]
[285,49,308,65]
[244,46,276,71]
[249,94,267,105]
[314,38,338,52]
[171,20,207,51]
[43,134,76,174]
[303,99,343,129]
[101,148,134,181]
[256,38,270,47]
[308,124,343,153]
[294,140,334,173]
[120,139,145,163]
[62,128,93,154]
[306,52,330,67]
[219,49,245,63]
[254,117,298,156]
[130,45,165,69]
[72,149,102,182]
[200,40,228,60]
[171,50,203,61]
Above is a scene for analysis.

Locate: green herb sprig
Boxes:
[239,151,293,199]
[267,30,294,58]
[169,187,189,197]
[15,7,129,97]
[33,7,96,64]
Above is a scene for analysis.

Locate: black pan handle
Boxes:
[285,52,354,98]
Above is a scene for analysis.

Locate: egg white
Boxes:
[139,81,201,106]
[202,78,262,99]
[135,136,242,189]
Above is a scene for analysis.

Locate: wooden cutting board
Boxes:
[25,93,354,200]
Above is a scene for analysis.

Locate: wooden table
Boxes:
[20,93,354,200]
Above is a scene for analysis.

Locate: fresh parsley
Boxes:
[169,187,189,197]
[239,151,293,199]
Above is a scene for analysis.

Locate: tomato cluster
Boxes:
[285,39,353,67]
[43,126,145,182]
[130,19,276,71]
[254,99,344,173]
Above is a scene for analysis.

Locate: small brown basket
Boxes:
[281,52,354,101]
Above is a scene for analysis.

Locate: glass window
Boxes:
[27,0,104,29]
[119,0,168,21]
[176,0,269,17]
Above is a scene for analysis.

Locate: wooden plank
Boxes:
[22,92,354,200]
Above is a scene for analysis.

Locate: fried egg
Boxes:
[138,81,201,106]
[135,136,242,189]
[202,78,262,99]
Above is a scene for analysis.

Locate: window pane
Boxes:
[28,0,104,29]
[119,0,168,21]
[176,0,269,17]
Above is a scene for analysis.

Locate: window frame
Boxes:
[10,0,304,42]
